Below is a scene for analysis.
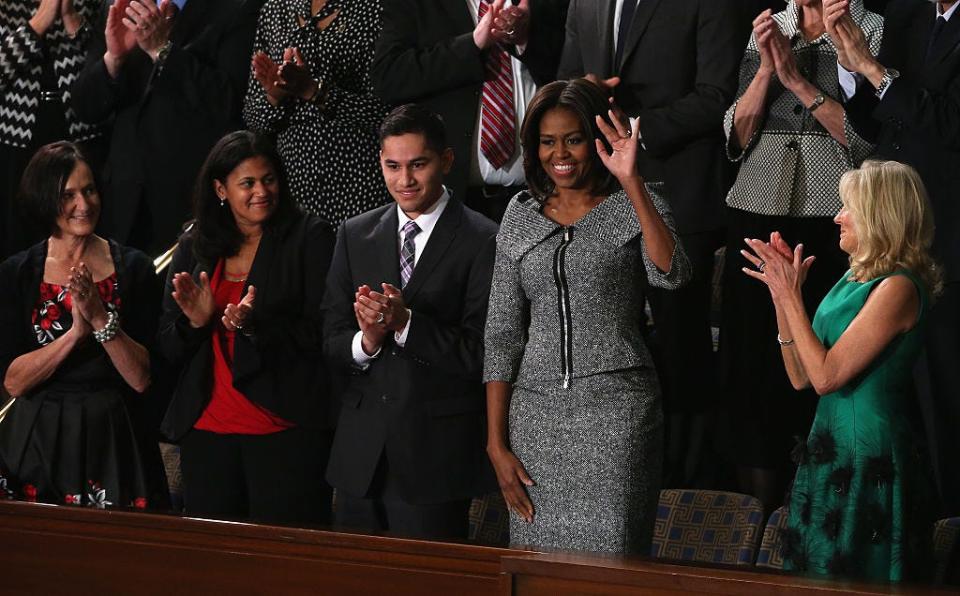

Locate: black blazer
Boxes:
[370,0,567,201]
[322,198,498,505]
[558,0,742,235]
[157,213,336,441]
[71,0,263,255]
[845,0,960,281]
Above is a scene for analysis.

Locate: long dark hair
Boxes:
[191,131,298,263]
[520,79,620,201]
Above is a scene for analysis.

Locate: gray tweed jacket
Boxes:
[483,187,692,388]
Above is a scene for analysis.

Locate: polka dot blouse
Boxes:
[243,0,389,226]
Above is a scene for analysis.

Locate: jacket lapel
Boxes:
[400,199,463,304]
[597,0,615,76]
[372,205,402,289]
[245,221,283,299]
[618,0,663,72]
[928,10,960,66]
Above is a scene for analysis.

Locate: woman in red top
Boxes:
[158,131,336,524]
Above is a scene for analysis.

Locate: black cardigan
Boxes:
[157,212,336,441]
[0,239,161,390]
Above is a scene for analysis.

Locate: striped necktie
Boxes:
[400,220,421,288]
[478,0,516,170]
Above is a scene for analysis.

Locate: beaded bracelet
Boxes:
[93,311,120,343]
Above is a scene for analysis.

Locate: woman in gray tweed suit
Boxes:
[484,79,691,554]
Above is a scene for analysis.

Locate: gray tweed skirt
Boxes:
[509,368,663,554]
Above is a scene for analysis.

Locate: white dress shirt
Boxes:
[466,0,537,187]
[838,1,960,100]
[351,190,452,366]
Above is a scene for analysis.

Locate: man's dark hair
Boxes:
[192,130,298,263]
[17,141,96,233]
[521,78,620,200]
[379,104,449,155]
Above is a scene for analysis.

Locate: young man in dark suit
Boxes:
[557,0,742,486]
[826,0,960,514]
[322,105,498,540]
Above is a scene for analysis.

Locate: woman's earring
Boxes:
[219,197,226,207]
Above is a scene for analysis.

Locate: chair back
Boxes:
[651,489,764,566]
[469,492,509,546]
[933,517,960,585]
[755,506,789,569]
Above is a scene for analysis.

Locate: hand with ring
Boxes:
[594,109,640,184]
[354,283,410,355]
[122,0,176,61]
[222,285,256,333]
[741,232,816,302]
[67,262,110,330]
[491,0,530,46]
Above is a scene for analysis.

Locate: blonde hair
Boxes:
[838,160,942,297]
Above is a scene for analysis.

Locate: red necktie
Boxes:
[478,0,516,170]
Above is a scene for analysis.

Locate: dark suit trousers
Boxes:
[333,453,471,541]
[915,281,960,515]
[180,427,333,525]
[646,230,724,414]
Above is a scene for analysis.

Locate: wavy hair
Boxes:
[839,160,942,297]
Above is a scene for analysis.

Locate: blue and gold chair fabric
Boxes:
[933,517,959,585]
[469,491,510,546]
[651,489,764,566]
[755,506,789,569]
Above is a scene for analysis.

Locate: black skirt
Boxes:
[0,383,163,509]
[717,208,849,469]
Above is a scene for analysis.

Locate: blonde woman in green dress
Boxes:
[741,160,941,582]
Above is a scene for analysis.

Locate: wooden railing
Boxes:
[0,501,954,595]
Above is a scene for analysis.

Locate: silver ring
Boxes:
[505,28,515,36]
[376,312,385,324]
[758,260,766,273]
[235,322,243,330]
[623,128,632,138]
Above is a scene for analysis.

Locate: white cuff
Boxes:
[837,62,860,101]
[394,309,412,347]
[351,330,380,368]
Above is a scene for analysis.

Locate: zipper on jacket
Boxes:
[553,227,574,389]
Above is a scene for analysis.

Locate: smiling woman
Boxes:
[157,131,337,525]
[0,141,167,509]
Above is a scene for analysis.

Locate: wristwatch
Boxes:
[153,40,173,65]
[875,68,900,99]
[807,93,825,112]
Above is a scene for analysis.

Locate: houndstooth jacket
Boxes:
[0,0,103,148]
[723,0,883,218]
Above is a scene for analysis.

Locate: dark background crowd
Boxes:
[1,0,958,586]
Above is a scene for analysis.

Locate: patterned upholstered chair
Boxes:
[468,491,510,546]
[651,489,764,566]
[755,506,790,569]
[933,517,960,585]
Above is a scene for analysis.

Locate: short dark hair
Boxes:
[192,131,298,263]
[521,79,619,200]
[379,104,448,155]
[17,141,95,233]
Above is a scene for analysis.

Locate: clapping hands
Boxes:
[171,271,216,329]
[741,232,816,301]
[65,262,108,336]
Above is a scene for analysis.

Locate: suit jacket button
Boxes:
[381,394,389,403]
[391,348,398,356]
[893,143,901,151]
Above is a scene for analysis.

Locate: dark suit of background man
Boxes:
[370,0,567,223]
[557,0,742,487]
[831,0,960,514]
[322,105,498,540]
[71,0,261,256]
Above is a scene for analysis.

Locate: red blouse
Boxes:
[193,260,293,435]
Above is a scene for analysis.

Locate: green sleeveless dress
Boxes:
[783,270,936,582]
